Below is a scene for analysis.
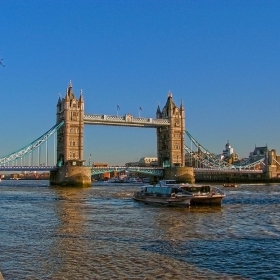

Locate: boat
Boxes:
[127,177,143,184]
[180,184,226,206]
[142,177,150,184]
[223,183,237,188]
[133,184,193,207]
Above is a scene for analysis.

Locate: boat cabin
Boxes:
[181,185,211,193]
[156,180,178,187]
[142,186,190,196]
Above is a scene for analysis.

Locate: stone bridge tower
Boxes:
[50,82,91,187]
[156,93,194,183]
[56,81,85,166]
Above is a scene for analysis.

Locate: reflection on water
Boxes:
[0,180,280,279]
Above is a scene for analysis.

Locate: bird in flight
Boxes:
[0,58,5,67]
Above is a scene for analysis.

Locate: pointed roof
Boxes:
[57,94,62,106]
[79,89,84,102]
[180,99,184,110]
[65,80,75,100]
[164,91,176,116]
[156,103,161,113]
[165,92,175,107]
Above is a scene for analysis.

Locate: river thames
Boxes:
[0,180,280,280]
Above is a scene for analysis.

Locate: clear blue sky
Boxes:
[1,0,280,165]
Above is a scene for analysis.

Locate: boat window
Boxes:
[180,189,192,195]
[182,185,211,193]
[146,187,172,195]
[201,186,211,192]
[166,180,176,185]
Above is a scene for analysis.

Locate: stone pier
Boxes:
[50,165,92,187]
[164,167,195,184]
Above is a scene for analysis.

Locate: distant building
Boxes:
[125,157,158,167]
[222,141,234,158]
[249,146,268,161]
[221,141,239,164]
[125,161,140,167]
[138,157,158,167]
[92,162,108,167]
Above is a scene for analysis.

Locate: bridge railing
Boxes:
[91,166,164,176]
[194,168,263,174]
[0,166,56,171]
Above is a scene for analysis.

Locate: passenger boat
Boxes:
[179,184,226,206]
[127,177,143,184]
[223,183,237,188]
[133,184,193,207]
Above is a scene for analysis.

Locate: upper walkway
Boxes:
[84,114,170,128]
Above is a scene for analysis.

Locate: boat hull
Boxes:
[133,193,191,207]
[190,195,225,206]
[223,183,237,188]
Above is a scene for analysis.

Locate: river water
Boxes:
[0,180,280,280]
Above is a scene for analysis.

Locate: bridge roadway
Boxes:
[0,166,263,175]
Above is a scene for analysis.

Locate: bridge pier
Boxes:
[164,167,195,184]
[50,165,91,187]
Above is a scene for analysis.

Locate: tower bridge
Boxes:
[51,81,192,186]
[1,81,279,186]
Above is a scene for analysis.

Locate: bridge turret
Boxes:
[56,95,62,116]
[156,104,162,118]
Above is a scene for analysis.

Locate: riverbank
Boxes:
[195,177,280,184]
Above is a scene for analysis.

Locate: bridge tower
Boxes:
[156,93,194,183]
[56,81,84,166]
[50,82,91,187]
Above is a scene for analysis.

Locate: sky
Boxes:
[1,0,280,166]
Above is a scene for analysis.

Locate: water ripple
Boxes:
[0,181,280,279]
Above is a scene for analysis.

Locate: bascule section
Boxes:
[50,82,91,187]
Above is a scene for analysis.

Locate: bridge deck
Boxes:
[0,166,264,174]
